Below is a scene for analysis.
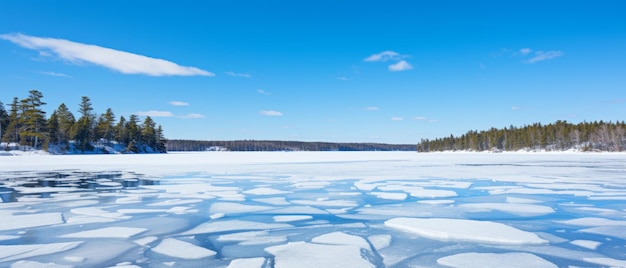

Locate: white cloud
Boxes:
[526,51,563,63]
[178,113,205,119]
[136,111,175,117]
[337,76,349,81]
[169,101,190,106]
[260,110,283,116]
[413,116,429,121]
[225,71,251,78]
[362,106,380,111]
[511,106,521,110]
[388,60,413,72]
[519,48,532,55]
[364,50,401,62]
[257,89,272,95]
[40,71,71,78]
[1,33,214,76]
[391,117,404,121]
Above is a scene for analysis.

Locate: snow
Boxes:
[2,152,626,266]
[152,238,216,259]
[437,252,557,268]
[385,217,548,244]
[60,227,147,238]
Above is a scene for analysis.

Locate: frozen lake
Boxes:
[1,152,626,267]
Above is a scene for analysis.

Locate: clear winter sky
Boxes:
[1,1,625,144]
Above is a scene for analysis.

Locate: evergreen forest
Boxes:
[167,140,416,151]
[417,120,626,152]
[0,90,167,153]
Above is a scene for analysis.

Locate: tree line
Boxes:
[167,139,416,151]
[417,120,626,152]
[0,90,166,153]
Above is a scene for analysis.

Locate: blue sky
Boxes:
[1,1,625,144]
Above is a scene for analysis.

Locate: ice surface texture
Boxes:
[1,152,626,267]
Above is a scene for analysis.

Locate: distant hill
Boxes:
[166,139,416,152]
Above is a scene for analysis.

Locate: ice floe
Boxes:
[183,220,292,235]
[226,257,266,268]
[459,202,555,216]
[0,242,83,262]
[265,241,375,268]
[385,217,548,244]
[1,212,63,231]
[273,215,313,222]
[437,252,557,268]
[152,238,216,259]
[570,239,602,250]
[60,227,147,238]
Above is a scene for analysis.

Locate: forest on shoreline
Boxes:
[166,139,416,152]
[0,90,166,154]
[417,120,626,152]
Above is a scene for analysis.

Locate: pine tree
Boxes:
[73,96,94,152]
[115,116,127,143]
[19,90,47,148]
[141,116,157,151]
[155,125,167,153]
[0,101,8,144]
[125,114,141,152]
[2,97,20,144]
[56,103,75,147]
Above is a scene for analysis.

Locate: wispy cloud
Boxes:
[362,106,380,111]
[364,50,402,62]
[511,106,521,110]
[260,110,283,116]
[391,117,404,121]
[526,50,563,63]
[39,71,71,78]
[178,113,205,119]
[136,111,175,117]
[365,50,413,72]
[257,89,272,95]
[388,60,413,72]
[413,116,437,122]
[337,76,349,81]
[1,33,214,76]
[225,71,251,78]
[519,48,532,55]
[169,101,190,106]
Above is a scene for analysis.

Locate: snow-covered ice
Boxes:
[437,252,557,268]
[385,217,548,244]
[152,238,217,259]
[1,151,626,267]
